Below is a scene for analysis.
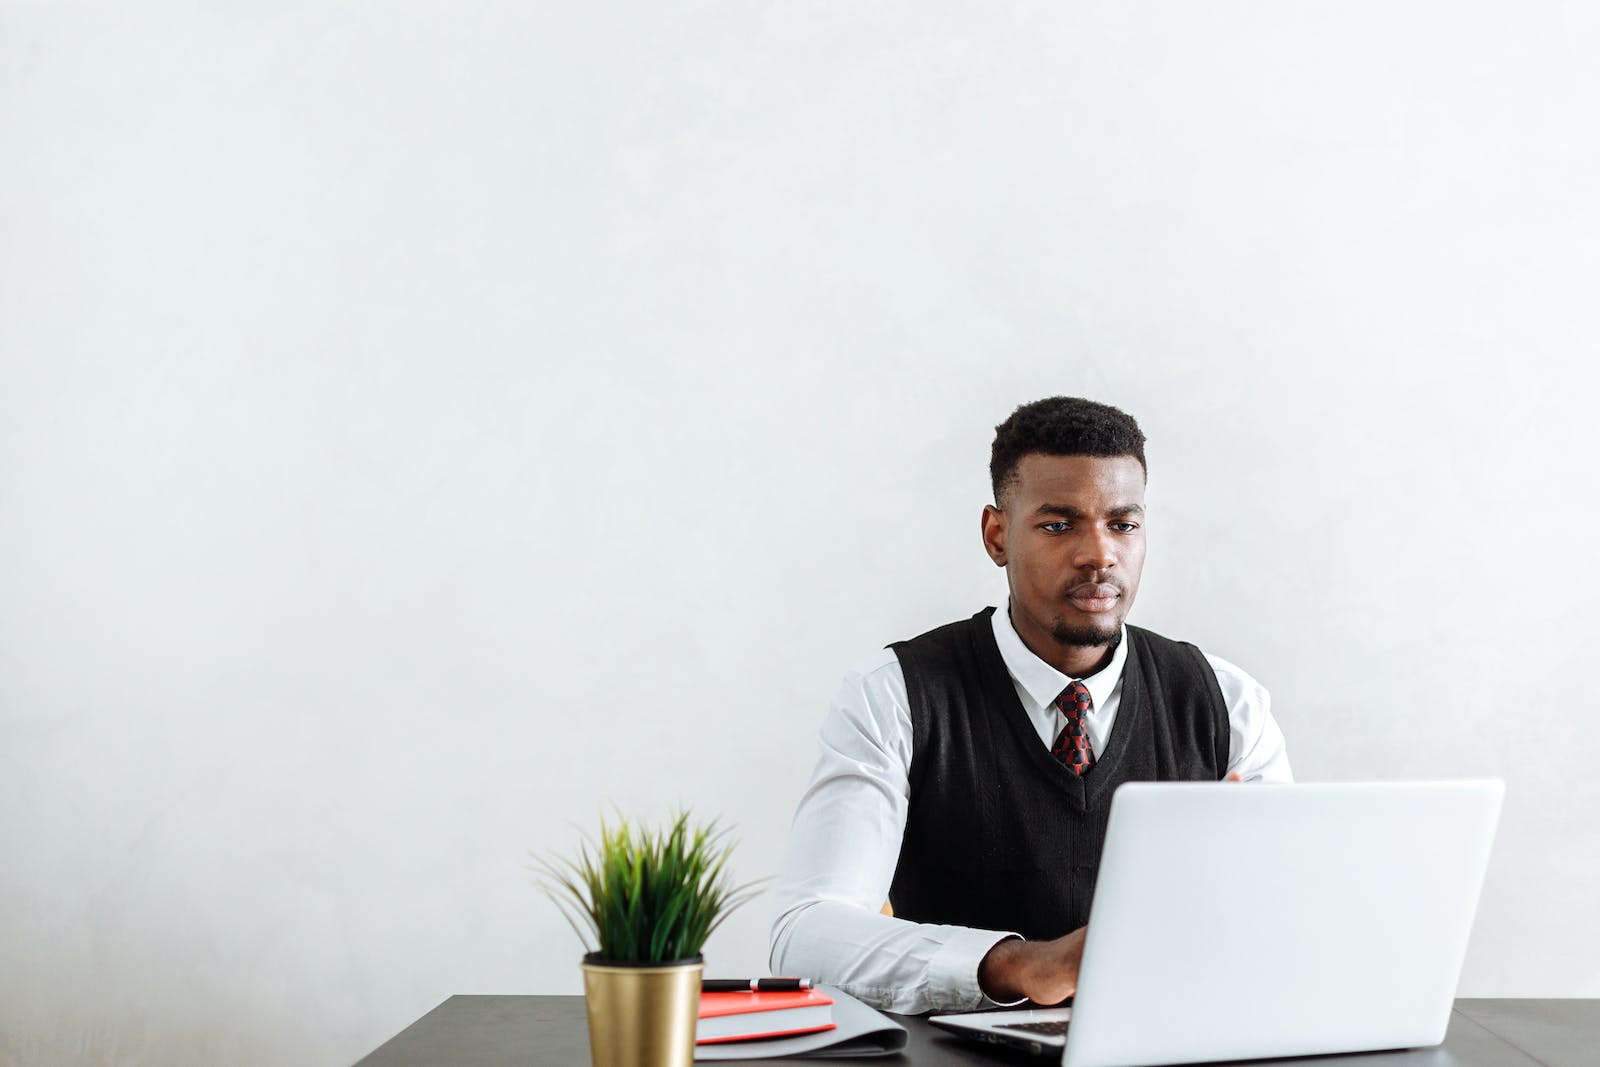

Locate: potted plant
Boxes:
[534,810,764,1067]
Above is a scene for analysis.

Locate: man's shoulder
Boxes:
[1200,649,1268,702]
[829,645,912,739]
[1127,624,1266,696]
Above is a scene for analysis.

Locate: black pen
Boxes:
[701,977,813,993]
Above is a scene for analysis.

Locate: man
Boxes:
[768,397,1292,1015]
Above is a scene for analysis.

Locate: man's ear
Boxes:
[980,504,1008,567]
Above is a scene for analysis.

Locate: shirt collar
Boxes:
[990,599,1128,715]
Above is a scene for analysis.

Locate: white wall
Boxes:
[3,2,1597,1063]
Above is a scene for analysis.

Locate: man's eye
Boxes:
[1040,521,1139,533]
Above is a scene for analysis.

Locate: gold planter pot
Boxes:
[580,952,703,1067]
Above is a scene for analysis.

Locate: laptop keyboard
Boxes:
[998,1020,1072,1037]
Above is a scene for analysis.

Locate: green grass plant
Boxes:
[533,809,766,963]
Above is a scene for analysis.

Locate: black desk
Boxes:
[354,996,1599,1067]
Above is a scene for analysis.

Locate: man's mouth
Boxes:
[1068,584,1120,614]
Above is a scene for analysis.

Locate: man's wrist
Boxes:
[977,934,1031,1002]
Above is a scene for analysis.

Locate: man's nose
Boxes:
[1073,527,1118,570]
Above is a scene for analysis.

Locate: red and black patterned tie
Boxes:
[1051,680,1096,775]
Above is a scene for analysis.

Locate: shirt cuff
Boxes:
[928,927,1030,1010]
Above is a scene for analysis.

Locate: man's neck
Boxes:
[1008,606,1120,678]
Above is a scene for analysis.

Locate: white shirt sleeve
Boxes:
[1208,652,1295,783]
[767,647,1025,1014]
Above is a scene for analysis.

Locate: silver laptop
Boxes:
[928,779,1504,1066]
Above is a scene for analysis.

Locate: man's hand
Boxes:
[978,927,1087,1005]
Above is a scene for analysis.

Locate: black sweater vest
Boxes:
[885,607,1229,941]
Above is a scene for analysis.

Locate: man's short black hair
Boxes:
[990,397,1148,507]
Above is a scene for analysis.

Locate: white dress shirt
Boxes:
[768,602,1293,1015]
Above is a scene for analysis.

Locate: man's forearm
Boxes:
[771,899,1023,1015]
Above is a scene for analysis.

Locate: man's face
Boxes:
[982,453,1147,648]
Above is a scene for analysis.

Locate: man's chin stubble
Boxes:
[1049,621,1123,650]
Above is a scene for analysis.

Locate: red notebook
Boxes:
[695,988,837,1045]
